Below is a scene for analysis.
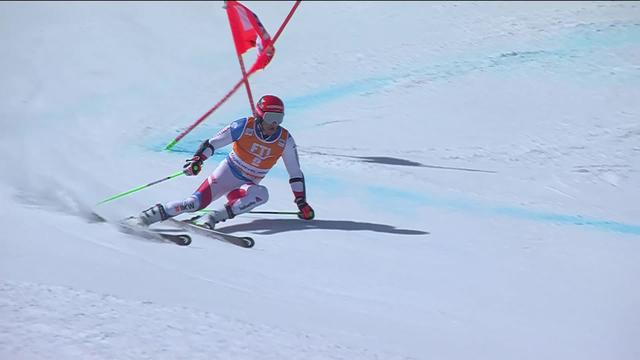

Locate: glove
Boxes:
[295,197,315,220]
[183,156,203,176]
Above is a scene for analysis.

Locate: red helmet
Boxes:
[256,95,285,125]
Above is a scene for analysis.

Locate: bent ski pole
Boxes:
[97,170,185,205]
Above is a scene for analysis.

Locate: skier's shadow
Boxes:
[216,218,429,236]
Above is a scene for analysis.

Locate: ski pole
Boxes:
[248,210,299,215]
[97,170,185,205]
[197,209,299,215]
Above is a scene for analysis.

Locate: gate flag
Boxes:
[225,1,275,74]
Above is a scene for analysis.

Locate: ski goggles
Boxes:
[262,111,284,126]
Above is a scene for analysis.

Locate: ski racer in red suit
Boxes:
[130,95,315,228]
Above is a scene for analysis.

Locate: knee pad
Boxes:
[228,185,269,215]
[245,185,269,205]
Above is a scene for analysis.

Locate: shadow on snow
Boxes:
[301,150,496,173]
[216,218,430,236]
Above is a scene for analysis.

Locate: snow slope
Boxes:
[1,2,639,359]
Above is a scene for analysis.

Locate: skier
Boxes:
[129,94,315,229]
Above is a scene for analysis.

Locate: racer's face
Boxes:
[261,120,279,136]
[260,112,282,136]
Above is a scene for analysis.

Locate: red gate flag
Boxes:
[164,1,300,151]
[225,1,275,74]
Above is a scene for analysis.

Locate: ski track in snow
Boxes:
[0,281,410,360]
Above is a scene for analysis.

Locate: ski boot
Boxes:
[204,205,235,229]
[125,203,169,227]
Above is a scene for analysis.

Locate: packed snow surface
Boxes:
[1,2,639,359]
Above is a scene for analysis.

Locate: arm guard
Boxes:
[194,139,215,160]
[289,176,306,201]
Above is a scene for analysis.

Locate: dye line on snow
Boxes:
[368,186,640,236]
[145,22,639,236]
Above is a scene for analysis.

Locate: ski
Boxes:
[166,218,254,248]
[88,212,191,246]
[118,218,192,246]
[88,211,250,247]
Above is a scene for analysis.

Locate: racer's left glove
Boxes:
[295,197,315,220]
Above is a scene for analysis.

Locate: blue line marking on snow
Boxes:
[282,22,640,114]
[563,22,640,50]
[152,22,640,154]
[143,21,640,236]
[367,186,640,236]
[145,132,640,236]
[286,77,392,111]
[254,164,640,236]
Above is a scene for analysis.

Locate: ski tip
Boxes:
[243,237,255,248]
[86,211,108,223]
[167,234,192,246]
